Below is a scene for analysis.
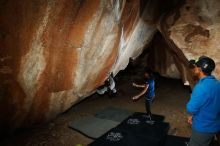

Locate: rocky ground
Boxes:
[1,67,192,146]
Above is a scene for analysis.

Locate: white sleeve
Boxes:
[109,76,115,90]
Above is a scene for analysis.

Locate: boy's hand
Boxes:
[132,83,136,86]
[132,96,139,101]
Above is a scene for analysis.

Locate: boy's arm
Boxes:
[132,82,146,88]
[132,84,149,101]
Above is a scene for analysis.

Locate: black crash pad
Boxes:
[89,113,169,146]
[69,116,119,139]
[116,113,169,145]
[88,127,164,146]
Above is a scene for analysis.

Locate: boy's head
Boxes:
[144,67,153,79]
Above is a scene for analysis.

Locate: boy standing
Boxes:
[132,68,155,120]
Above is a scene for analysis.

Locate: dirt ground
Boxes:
[1,69,193,146]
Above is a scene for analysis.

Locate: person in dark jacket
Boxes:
[187,56,220,146]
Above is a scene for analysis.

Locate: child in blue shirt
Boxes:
[132,68,155,120]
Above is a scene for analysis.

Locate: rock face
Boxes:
[160,0,220,84]
[0,0,164,131]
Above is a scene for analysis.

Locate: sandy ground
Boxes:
[1,69,192,146]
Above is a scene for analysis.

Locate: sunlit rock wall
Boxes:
[160,0,220,83]
[0,0,162,131]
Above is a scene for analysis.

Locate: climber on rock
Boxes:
[96,73,117,97]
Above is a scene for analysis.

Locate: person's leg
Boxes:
[145,99,152,120]
[189,129,214,146]
[96,86,108,95]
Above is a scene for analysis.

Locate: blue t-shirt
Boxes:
[186,76,220,133]
[145,79,155,98]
